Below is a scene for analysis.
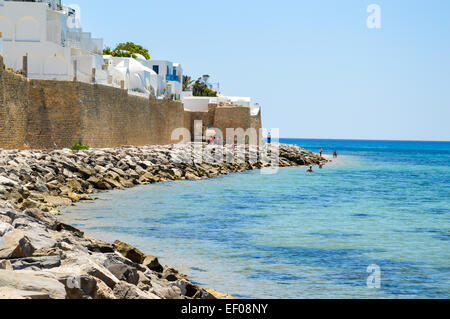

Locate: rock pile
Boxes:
[0,206,218,299]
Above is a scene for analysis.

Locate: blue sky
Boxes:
[69,0,450,141]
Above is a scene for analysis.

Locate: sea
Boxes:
[60,139,450,299]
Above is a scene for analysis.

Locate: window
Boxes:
[152,65,159,74]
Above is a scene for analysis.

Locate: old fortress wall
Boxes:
[0,57,262,150]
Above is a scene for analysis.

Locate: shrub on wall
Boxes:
[70,142,90,151]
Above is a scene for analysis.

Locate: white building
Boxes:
[140,60,183,99]
[102,55,183,99]
[103,55,159,96]
[182,94,256,111]
[0,0,103,81]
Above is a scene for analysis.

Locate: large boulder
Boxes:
[107,263,139,285]
[23,208,56,228]
[142,255,163,273]
[113,240,146,264]
[0,270,66,299]
[19,227,57,251]
[148,279,184,299]
[93,277,116,299]
[0,230,36,258]
[51,252,120,290]
[55,274,98,299]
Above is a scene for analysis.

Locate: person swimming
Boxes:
[307,166,314,173]
[319,163,323,169]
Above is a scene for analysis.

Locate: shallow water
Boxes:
[61,139,450,298]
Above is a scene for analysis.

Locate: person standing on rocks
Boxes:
[267,132,272,144]
[333,150,338,158]
[319,148,323,157]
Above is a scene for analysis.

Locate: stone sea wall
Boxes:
[0,56,262,150]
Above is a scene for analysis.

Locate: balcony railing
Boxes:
[166,74,179,82]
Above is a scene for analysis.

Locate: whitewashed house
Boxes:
[140,60,183,99]
[103,55,159,95]
[0,0,103,81]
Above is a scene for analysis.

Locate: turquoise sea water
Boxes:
[61,139,450,299]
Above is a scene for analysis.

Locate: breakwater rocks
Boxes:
[0,143,325,299]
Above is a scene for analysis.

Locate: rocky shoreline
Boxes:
[0,143,325,299]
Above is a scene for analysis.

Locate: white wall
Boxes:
[0,0,103,81]
[182,96,216,111]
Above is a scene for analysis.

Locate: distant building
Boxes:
[181,94,256,111]
[0,0,103,81]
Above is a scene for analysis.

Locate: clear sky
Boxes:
[69,0,450,141]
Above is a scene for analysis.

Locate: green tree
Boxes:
[182,75,194,91]
[103,42,150,60]
[192,76,217,97]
